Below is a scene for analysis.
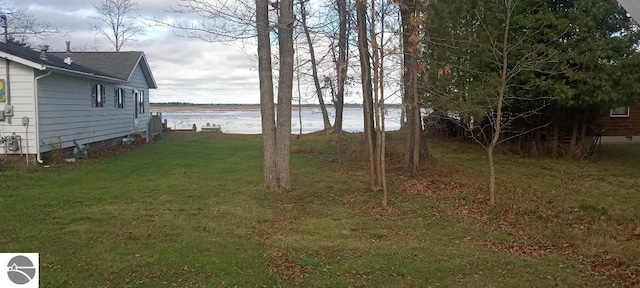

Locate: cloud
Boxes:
[10,0,400,105]
[14,0,262,104]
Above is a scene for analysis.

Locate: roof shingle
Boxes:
[0,44,156,88]
[0,43,112,78]
[49,51,143,81]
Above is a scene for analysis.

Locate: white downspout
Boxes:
[34,70,52,164]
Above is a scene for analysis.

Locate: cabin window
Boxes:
[114,88,125,108]
[610,106,629,118]
[138,90,145,114]
[91,83,105,107]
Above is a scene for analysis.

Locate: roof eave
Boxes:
[127,53,158,89]
[0,51,47,70]
[47,66,124,83]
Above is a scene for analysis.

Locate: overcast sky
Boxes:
[15,0,262,104]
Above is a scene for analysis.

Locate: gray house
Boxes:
[0,43,157,163]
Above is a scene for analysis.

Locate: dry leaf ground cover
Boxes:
[0,131,635,287]
[415,139,640,287]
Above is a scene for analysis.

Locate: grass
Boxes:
[0,131,637,287]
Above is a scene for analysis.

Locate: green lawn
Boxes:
[0,132,636,287]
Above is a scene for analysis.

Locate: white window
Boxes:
[114,88,125,109]
[610,106,629,117]
[91,83,105,108]
[138,90,145,114]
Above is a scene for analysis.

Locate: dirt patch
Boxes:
[90,143,142,160]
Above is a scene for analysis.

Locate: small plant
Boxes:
[41,137,63,165]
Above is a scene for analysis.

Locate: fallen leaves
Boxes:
[477,238,553,259]
[268,249,313,284]
[398,165,640,287]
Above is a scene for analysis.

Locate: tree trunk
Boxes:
[552,109,560,158]
[371,0,382,189]
[399,0,421,175]
[296,41,303,137]
[403,102,414,170]
[356,0,377,188]
[275,0,295,191]
[255,0,277,189]
[371,0,388,205]
[333,0,349,135]
[534,129,541,155]
[488,144,496,205]
[579,113,588,156]
[300,1,331,130]
[411,75,421,175]
[568,116,579,158]
[398,7,407,130]
[487,0,513,206]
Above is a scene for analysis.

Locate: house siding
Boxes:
[598,103,640,137]
[37,62,151,152]
[0,60,37,156]
[128,63,150,131]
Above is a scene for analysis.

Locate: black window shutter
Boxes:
[114,88,118,108]
[134,92,138,118]
[91,84,97,107]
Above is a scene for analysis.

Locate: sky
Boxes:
[14,0,263,104]
[9,0,407,105]
[618,0,640,23]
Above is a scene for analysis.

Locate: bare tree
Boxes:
[398,0,422,176]
[157,0,256,42]
[275,0,295,191]
[424,0,560,206]
[486,0,512,206]
[91,0,144,51]
[255,0,277,189]
[370,0,391,206]
[356,0,378,189]
[0,2,63,45]
[299,0,331,130]
[331,0,351,164]
[158,0,295,192]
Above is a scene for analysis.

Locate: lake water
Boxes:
[160,107,402,134]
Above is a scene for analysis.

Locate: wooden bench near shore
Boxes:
[165,122,222,133]
[201,123,222,132]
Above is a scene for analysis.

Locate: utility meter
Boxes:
[4,105,13,117]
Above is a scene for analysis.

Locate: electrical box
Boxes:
[22,116,29,126]
[4,105,13,117]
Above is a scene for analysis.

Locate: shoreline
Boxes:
[150,103,403,113]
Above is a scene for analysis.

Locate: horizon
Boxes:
[150,102,403,106]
